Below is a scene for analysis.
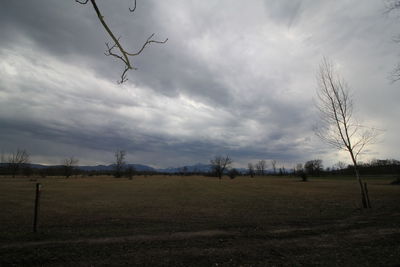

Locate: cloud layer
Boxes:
[0,0,399,168]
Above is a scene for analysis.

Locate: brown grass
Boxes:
[0,175,399,266]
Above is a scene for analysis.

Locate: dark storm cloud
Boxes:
[0,0,399,167]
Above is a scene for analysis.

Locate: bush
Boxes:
[228,169,239,179]
[125,166,136,180]
[299,172,308,182]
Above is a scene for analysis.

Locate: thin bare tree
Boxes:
[315,57,380,208]
[255,160,267,176]
[271,160,277,175]
[247,163,255,178]
[62,157,79,178]
[210,156,232,179]
[76,0,167,83]
[114,150,126,178]
[7,149,30,177]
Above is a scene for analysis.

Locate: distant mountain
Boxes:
[77,164,156,172]
[0,162,246,174]
[0,163,156,172]
[158,163,212,173]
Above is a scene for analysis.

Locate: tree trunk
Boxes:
[354,166,368,209]
[350,154,370,209]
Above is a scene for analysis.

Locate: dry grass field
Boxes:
[0,175,399,266]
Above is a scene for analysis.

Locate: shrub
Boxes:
[299,172,308,182]
[228,168,239,179]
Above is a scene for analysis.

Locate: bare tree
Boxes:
[304,160,323,176]
[295,163,307,181]
[62,157,79,178]
[114,150,126,178]
[210,156,232,179]
[255,160,267,176]
[7,149,30,177]
[315,58,380,208]
[125,165,136,179]
[247,163,255,178]
[271,160,277,175]
[295,163,303,173]
[76,0,167,83]
[333,161,347,175]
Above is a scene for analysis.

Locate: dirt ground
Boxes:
[1,175,399,266]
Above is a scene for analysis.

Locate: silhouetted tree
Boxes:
[228,168,239,179]
[75,0,167,83]
[7,149,30,177]
[125,165,136,179]
[247,163,255,178]
[271,160,277,175]
[315,58,380,208]
[114,150,126,178]
[210,156,232,179]
[255,160,267,176]
[62,157,79,178]
[296,163,307,181]
[304,160,323,176]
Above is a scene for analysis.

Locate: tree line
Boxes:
[1,149,399,179]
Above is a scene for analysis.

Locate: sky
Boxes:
[0,0,399,169]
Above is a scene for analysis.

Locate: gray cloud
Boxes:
[0,0,399,168]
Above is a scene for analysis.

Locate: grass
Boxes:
[1,175,399,266]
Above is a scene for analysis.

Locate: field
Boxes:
[1,175,399,266]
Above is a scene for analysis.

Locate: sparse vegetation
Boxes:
[210,155,232,179]
[114,150,126,178]
[247,163,255,178]
[227,168,239,179]
[0,175,399,266]
[315,58,380,208]
[6,149,30,178]
[255,160,267,176]
[62,157,79,178]
[304,159,323,177]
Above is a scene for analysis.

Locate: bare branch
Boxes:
[126,34,168,57]
[75,0,89,4]
[315,57,381,209]
[77,0,167,83]
[384,0,400,14]
[129,0,137,12]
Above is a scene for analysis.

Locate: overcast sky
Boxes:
[0,0,399,169]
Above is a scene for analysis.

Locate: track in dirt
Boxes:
[0,229,236,249]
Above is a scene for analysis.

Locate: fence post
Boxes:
[364,182,372,209]
[33,183,41,233]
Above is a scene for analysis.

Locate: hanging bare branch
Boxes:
[384,0,400,14]
[76,0,167,83]
[129,0,137,13]
[384,0,400,82]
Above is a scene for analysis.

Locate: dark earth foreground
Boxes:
[1,175,399,266]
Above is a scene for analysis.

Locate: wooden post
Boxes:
[364,182,372,209]
[33,183,41,233]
